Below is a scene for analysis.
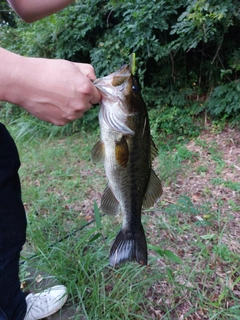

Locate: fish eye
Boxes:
[132,84,139,94]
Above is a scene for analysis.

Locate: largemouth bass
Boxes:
[92,65,162,267]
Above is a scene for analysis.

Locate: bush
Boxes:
[207,81,240,118]
[1,0,240,135]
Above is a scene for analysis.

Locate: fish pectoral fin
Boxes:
[100,186,119,215]
[91,140,105,163]
[109,225,147,267]
[115,136,129,167]
[143,168,163,209]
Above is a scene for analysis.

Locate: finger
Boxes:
[73,62,97,80]
[81,78,101,105]
[90,85,102,104]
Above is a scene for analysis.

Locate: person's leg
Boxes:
[0,124,68,320]
[0,123,27,319]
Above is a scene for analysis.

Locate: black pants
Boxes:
[0,123,27,319]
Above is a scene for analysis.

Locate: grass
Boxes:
[10,125,240,319]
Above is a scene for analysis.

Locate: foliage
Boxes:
[0,0,16,27]
[5,107,99,141]
[1,0,240,137]
[206,80,240,120]
[149,102,201,140]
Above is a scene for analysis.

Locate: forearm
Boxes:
[0,48,56,118]
[7,0,75,23]
[0,48,22,103]
[0,47,101,125]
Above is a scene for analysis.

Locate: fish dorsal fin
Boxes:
[91,140,105,163]
[101,186,120,215]
[100,102,135,135]
[143,169,163,209]
[150,137,158,161]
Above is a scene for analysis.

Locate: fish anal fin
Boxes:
[109,225,147,267]
[143,168,163,209]
[101,186,119,215]
[91,140,105,163]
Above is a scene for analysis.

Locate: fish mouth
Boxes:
[93,79,118,99]
[93,65,131,99]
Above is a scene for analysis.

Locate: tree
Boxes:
[1,0,240,134]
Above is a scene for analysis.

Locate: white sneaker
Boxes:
[24,285,68,320]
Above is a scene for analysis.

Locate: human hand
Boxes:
[2,52,101,125]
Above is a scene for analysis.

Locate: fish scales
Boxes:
[92,65,163,267]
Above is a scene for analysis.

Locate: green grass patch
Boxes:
[12,127,240,319]
[211,178,240,192]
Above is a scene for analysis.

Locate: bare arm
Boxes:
[7,0,74,23]
[0,48,101,125]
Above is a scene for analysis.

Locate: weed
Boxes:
[228,199,240,212]
[211,178,240,192]
[13,126,240,319]
[196,165,208,174]
[195,138,208,148]
[157,147,183,186]
[174,145,199,162]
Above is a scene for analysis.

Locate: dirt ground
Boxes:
[21,126,240,319]
[165,127,240,254]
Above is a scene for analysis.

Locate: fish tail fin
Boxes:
[109,225,147,267]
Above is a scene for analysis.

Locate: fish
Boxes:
[92,65,162,267]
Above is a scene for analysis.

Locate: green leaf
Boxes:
[148,244,165,257]
[89,232,102,243]
[163,250,183,264]
[94,201,102,229]
[200,234,216,240]
[166,267,174,283]
[149,244,183,264]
